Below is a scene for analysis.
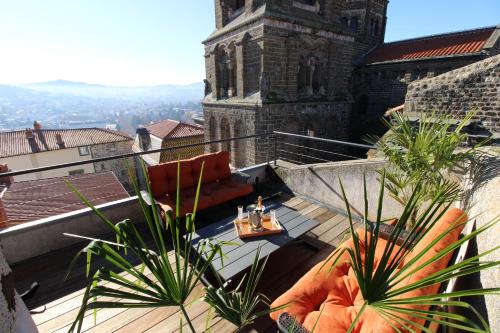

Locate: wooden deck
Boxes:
[13,194,356,333]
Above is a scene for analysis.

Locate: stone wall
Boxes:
[160,136,205,163]
[460,147,500,331]
[203,0,385,167]
[91,140,134,192]
[404,54,500,135]
[351,55,488,141]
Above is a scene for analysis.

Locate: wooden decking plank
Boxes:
[144,297,210,333]
[281,196,304,208]
[113,307,175,333]
[313,209,337,224]
[84,282,204,333]
[291,200,311,211]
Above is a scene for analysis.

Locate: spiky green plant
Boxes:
[204,247,287,331]
[66,160,276,332]
[321,171,499,333]
[369,111,482,227]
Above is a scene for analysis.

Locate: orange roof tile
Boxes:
[0,128,132,158]
[363,26,496,65]
[146,120,204,140]
[1,172,129,226]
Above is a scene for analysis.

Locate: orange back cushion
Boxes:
[191,152,229,184]
[215,151,231,180]
[147,164,169,197]
[148,160,196,198]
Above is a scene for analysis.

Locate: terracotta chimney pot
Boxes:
[0,197,7,228]
[25,128,34,139]
[55,133,65,148]
[0,164,13,187]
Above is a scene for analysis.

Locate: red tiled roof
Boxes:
[0,128,132,158]
[363,26,496,65]
[1,172,129,227]
[146,120,204,140]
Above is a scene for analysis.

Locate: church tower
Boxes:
[202,0,388,167]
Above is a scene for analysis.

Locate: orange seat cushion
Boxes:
[270,209,468,332]
[202,180,253,205]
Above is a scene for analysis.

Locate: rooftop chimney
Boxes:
[0,197,7,228]
[0,165,13,188]
[25,128,40,153]
[25,128,34,139]
[55,133,66,148]
[136,127,151,151]
[33,121,42,131]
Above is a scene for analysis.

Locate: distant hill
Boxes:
[20,80,204,102]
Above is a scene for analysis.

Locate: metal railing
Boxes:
[0,131,374,178]
[273,131,375,166]
[0,131,375,177]
[0,131,376,227]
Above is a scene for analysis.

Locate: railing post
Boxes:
[274,134,278,166]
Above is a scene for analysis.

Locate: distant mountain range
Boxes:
[11,80,204,102]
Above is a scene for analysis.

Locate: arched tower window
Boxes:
[374,20,380,36]
[220,118,231,153]
[297,53,324,96]
[232,120,246,168]
[209,116,218,152]
[357,95,369,115]
[216,45,237,98]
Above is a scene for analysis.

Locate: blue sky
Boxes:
[0,0,498,86]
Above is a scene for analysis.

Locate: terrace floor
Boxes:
[13,193,357,333]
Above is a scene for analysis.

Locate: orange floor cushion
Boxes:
[270,208,468,332]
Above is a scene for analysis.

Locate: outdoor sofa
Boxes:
[270,208,467,333]
[145,151,253,218]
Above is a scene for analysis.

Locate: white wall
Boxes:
[275,159,404,221]
[0,147,94,182]
[133,134,163,165]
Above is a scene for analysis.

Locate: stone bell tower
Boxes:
[202,0,388,167]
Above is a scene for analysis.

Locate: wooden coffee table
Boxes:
[189,201,320,282]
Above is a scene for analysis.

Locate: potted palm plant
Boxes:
[66,161,282,333]
[369,111,482,227]
[274,172,498,333]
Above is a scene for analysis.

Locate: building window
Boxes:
[307,129,315,137]
[374,20,380,36]
[78,146,89,156]
[234,0,245,9]
[341,17,349,28]
[357,95,369,115]
[350,17,359,33]
[68,169,84,176]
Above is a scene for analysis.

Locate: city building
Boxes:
[202,1,500,165]
[134,120,205,165]
[0,122,134,190]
